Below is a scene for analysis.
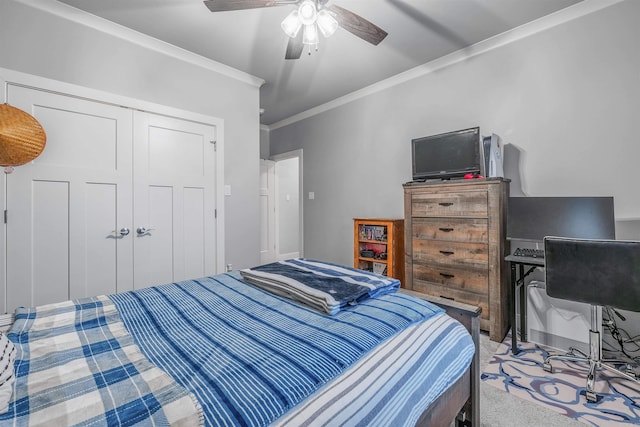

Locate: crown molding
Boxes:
[267,0,624,130]
[18,0,265,88]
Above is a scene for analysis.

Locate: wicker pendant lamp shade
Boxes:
[0,103,47,167]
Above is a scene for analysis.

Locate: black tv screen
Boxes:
[411,127,481,180]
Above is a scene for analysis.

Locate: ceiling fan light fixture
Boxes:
[298,0,317,26]
[281,9,302,38]
[302,23,319,45]
[316,9,338,38]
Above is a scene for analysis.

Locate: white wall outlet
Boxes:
[308,192,315,200]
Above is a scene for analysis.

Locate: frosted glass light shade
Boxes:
[317,10,338,37]
[281,10,302,38]
[302,24,319,45]
[298,0,317,26]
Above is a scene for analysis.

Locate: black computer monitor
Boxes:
[507,196,615,242]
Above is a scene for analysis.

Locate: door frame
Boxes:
[270,149,304,260]
[0,67,225,313]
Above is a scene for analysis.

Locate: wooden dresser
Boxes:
[403,179,509,341]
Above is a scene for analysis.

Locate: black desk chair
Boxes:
[542,236,640,402]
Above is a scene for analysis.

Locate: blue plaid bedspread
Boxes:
[0,296,202,426]
[240,258,400,314]
[110,272,443,427]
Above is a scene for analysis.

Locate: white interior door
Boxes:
[273,154,301,260]
[133,111,218,288]
[5,85,133,311]
[260,159,276,264]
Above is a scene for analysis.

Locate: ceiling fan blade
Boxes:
[204,0,296,12]
[327,4,388,46]
[285,31,304,60]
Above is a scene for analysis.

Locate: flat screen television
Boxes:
[411,127,481,181]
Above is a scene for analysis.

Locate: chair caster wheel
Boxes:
[543,362,553,373]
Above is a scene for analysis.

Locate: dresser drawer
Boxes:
[413,240,488,268]
[412,279,489,323]
[412,263,488,295]
[412,217,488,243]
[411,191,488,217]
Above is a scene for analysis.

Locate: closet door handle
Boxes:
[137,226,155,235]
[111,228,129,238]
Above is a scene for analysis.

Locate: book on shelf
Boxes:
[373,262,387,276]
[360,225,388,241]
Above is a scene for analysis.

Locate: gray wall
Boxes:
[0,0,262,270]
[270,0,640,266]
[260,126,270,160]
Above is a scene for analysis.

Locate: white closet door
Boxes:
[5,86,134,311]
[133,111,217,288]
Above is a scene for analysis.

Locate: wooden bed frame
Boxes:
[400,290,481,427]
[1,291,481,426]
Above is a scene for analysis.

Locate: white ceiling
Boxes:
[55,0,583,125]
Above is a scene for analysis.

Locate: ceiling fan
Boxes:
[203,0,388,59]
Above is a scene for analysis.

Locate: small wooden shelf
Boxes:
[353,218,405,286]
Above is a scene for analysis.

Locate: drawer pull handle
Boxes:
[440,273,455,279]
[438,227,454,232]
[439,250,455,256]
[438,202,454,207]
[440,295,455,301]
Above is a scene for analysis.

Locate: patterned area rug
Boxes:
[481,333,640,426]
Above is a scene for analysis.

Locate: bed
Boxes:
[0,259,480,427]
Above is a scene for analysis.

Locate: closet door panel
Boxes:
[133,111,217,289]
[148,127,205,177]
[146,185,175,286]
[5,85,133,312]
[184,187,206,279]
[30,105,118,170]
[85,183,118,298]
[32,180,70,307]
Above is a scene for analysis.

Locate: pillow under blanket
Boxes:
[0,332,16,414]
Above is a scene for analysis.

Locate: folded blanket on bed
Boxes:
[240,258,401,315]
[1,296,203,426]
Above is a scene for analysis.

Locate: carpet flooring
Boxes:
[481,333,640,426]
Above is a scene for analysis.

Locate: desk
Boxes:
[504,254,545,354]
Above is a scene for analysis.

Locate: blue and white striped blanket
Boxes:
[240,258,400,315]
[0,296,202,426]
[110,272,442,427]
[274,313,474,426]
